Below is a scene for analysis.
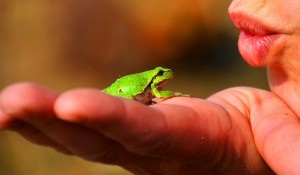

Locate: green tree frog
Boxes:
[102,66,187,104]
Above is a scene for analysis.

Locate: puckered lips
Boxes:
[229,13,282,67]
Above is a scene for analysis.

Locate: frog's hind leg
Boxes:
[133,88,155,104]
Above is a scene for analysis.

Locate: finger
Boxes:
[0,83,140,164]
[0,82,58,116]
[0,112,71,154]
[55,89,232,159]
[0,84,71,154]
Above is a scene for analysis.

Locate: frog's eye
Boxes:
[157,70,165,76]
[118,89,123,93]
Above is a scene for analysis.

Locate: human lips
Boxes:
[230,13,281,67]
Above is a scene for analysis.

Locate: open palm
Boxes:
[1,82,300,174]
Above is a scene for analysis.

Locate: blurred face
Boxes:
[228,0,300,70]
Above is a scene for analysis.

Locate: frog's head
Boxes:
[153,67,173,89]
[155,67,173,79]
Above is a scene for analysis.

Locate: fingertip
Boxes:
[53,89,85,121]
[54,89,123,122]
[1,82,43,96]
[0,82,58,116]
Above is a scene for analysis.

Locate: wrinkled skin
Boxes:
[2,0,300,174]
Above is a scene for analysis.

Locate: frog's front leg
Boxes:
[150,82,183,98]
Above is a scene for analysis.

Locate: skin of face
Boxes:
[228,0,300,118]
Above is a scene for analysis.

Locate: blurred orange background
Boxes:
[0,0,268,174]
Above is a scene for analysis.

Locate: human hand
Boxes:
[0,82,298,175]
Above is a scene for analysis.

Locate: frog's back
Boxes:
[103,71,152,98]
